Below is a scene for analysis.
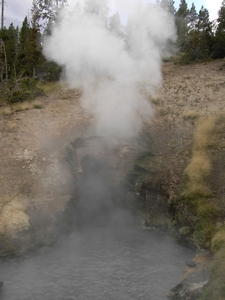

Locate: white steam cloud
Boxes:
[43,0,176,138]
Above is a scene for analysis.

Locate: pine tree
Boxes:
[175,0,189,51]
[213,0,225,58]
[181,3,199,62]
[188,3,198,31]
[160,0,176,15]
[109,12,123,37]
[178,3,214,63]
[28,0,44,77]
[84,0,109,24]
[3,24,18,79]
[37,0,67,31]
[0,23,19,81]
[176,0,189,18]
[31,0,41,29]
[17,17,31,76]
[29,28,44,77]
[196,6,213,58]
[0,29,8,81]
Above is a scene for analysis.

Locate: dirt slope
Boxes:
[0,59,225,258]
[148,59,225,204]
[0,89,90,257]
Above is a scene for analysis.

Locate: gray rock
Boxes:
[168,280,208,300]
[186,260,196,267]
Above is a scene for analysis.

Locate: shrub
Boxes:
[196,202,219,220]
[194,221,216,247]
[179,226,191,236]
[0,78,45,105]
[6,89,31,104]
[33,102,43,109]
[211,227,225,252]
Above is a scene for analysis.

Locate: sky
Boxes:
[2,0,223,28]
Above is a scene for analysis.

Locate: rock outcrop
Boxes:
[168,252,212,300]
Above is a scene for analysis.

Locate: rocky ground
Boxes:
[0,88,90,257]
[0,59,225,297]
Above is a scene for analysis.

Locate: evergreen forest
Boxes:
[0,0,225,103]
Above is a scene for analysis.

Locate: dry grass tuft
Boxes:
[19,102,31,111]
[183,116,218,195]
[166,115,174,124]
[151,97,160,105]
[39,82,60,93]
[14,102,31,112]
[185,151,211,183]
[1,107,13,116]
[186,181,211,196]
[183,110,199,120]
[194,116,217,150]
[33,100,43,109]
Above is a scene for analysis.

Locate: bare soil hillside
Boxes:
[0,88,90,257]
[0,59,225,260]
[148,59,225,206]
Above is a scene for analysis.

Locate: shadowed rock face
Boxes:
[74,154,127,229]
[70,136,151,229]
[70,136,145,183]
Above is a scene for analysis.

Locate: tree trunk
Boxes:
[33,66,36,78]
[1,0,4,30]
[3,41,8,82]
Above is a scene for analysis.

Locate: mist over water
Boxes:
[0,160,194,300]
[75,155,124,228]
[43,0,176,138]
[0,3,190,300]
[0,226,194,300]
[0,151,195,300]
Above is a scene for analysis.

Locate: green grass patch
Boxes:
[201,247,225,300]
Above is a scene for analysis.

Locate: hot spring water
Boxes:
[0,157,194,299]
[0,225,194,300]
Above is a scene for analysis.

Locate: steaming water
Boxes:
[0,224,194,300]
[0,155,194,299]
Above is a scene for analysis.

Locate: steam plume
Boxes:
[43,0,176,138]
